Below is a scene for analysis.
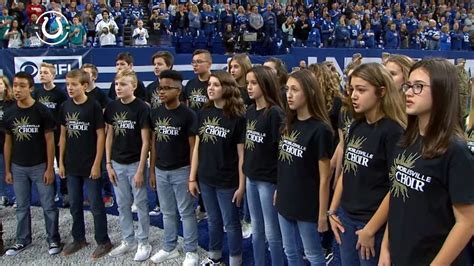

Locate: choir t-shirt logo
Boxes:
[38,96,56,109]
[65,112,90,138]
[189,88,208,109]
[154,117,180,142]
[279,130,305,164]
[343,135,373,175]
[245,120,265,151]
[390,151,431,201]
[112,112,136,136]
[12,116,40,141]
[150,90,161,109]
[199,117,229,143]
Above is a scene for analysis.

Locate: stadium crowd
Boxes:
[0,0,473,53]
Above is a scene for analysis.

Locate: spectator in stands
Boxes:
[405,11,419,36]
[65,1,79,22]
[168,0,178,17]
[108,52,146,101]
[81,2,96,46]
[129,0,144,27]
[68,15,87,47]
[248,5,264,33]
[385,23,400,49]
[23,13,42,48]
[348,17,360,48]
[188,4,201,37]
[235,6,248,31]
[4,19,23,48]
[439,25,451,51]
[111,1,127,43]
[462,25,471,50]
[262,5,277,38]
[281,16,295,50]
[148,8,169,46]
[450,22,463,50]
[10,2,26,29]
[96,10,118,47]
[0,7,12,48]
[425,19,440,50]
[294,13,311,47]
[220,4,235,32]
[399,23,410,49]
[334,17,349,48]
[321,14,334,47]
[223,23,235,54]
[362,23,375,48]
[26,0,45,23]
[201,4,217,37]
[132,19,149,46]
[172,4,189,36]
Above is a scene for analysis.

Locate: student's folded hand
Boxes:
[44,168,55,185]
[134,172,144,188]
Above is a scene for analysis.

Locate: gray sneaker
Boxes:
[109,241,137,257]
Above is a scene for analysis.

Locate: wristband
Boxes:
[326,210,337,217]
[188,180,197,182]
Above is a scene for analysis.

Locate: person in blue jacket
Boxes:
[334,18,349,48]
[439,25,451,51]
[362,23,375,48]
[405,11,418,35]
[462,25,471,50]
[307,27,321,47]
[348,18,360,48]
[409,26,425,50]
[385,23,400,49]
[450,22,463,50]
[321,14,334,47]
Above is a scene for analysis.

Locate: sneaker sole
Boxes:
[5,245,30,256]
[150,251,180,263]
[109,247,137,258]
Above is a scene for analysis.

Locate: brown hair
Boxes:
[0,76,14,101]
[283,69,333,135]
[383,54,414,86]
[308,63,342,112]
[469,96,474,130]
[192,49,212,63]
[227,53,252,88]
[81,63,98,79]
[66,69,90,85]
[247,66,283,111]
[116,52,134,65]
[265,57,288,89]
[115,69,138,88]
[348,63,407,129]
[400,58,465,158]
[205,71,245,117]
[151,51,174,68]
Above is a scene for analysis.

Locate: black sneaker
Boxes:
[5,243,29,256]
[48,242,62,255]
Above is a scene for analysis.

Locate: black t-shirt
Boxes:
[388,136,474,266]
[243,105,284,183]
[276,118,333,222]
[341,118,403,222]
[0,100,15,155]
[108,80,147,101]
[184,77,209,112]
[329,96,342,148]
[3,101,56,166]
[197,106,246,188]
[104,98,150,164]
[33,86,68,124]
[467,128,473,154]
[239,86,253,108]
[150,104,197,170]
[59,98,105,177]
[145,79,161,109]
[86,86,109,109]
[338,109,353,141]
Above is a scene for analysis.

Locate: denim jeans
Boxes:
[12,163,60,245]
[246,178,284,266]
[199,181,242,263]
[278,214,325,266]
[338,208,384,266]
[112,161,150,244]
[67,175,110,244]
[155,166,198,253]
[0,154,7,198]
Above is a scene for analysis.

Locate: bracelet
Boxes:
[326,210,337,217]
[106,162,112,165]
[188,180,197,182]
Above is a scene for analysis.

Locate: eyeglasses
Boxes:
[401,83,430,95]
[191,60,208,65]
[158,86,180,91]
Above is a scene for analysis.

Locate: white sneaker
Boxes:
[133,243,152,261]
[195,206,207,221]
[241,221,252,239]
[200,257,224,265]
[183,252,199,266]
[149,206,161,216]
[109,241,137,257]
[131,203,138,213]
[150,248,180,263]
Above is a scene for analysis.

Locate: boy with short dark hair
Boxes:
[59,69,113,258]
[108,52,146,101]
[3,72,60,256]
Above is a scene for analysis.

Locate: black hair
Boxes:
[160,70,183,82]
[14,72,35,88]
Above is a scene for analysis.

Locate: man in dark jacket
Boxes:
[294,14,312,47]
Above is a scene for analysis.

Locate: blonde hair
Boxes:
[228,53,252,88]
[115,69,138,88]
[0,76,14,101]
[40,62,56,76]
[468,96,474,130]
[383,54,414,85]
[308,63,341,112]
[349,63,407,129]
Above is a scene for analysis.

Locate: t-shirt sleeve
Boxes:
[93,102,105,129]
[233,116,246,144]
[315,123,333,160]
[187,109,198,136]
[104,104,113,124]
[447,140,474,204]
[384,123,404,168]
[138,104,150,129]
[269,107,284,144]
[59,102,66,126]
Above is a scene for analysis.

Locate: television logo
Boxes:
[36,11,71,46]
[14,56,82,83]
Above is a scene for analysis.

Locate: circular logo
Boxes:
[36,11,71,46]
[20,62,39,77]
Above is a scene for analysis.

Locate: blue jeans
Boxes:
[199,181,242,262]
[12,163,60,245]
[278,214,325,266]
[112,161,150,244]
[0,154,7,198]
[67,175,110,244]
[338,208,384,266]
[155,166,198,253]
[246,178,284,266]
